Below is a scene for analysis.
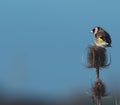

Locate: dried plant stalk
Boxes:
[85,44,111,105]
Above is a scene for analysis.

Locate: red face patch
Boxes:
[92,28,95,33]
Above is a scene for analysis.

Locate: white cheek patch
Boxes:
[94,27,98,34]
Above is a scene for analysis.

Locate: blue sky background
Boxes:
[0,0,119,98]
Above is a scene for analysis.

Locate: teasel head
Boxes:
[92,80,106,97]
[87,45,111,68]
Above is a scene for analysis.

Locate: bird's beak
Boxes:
[90,30,93,33]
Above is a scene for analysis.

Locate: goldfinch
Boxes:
[91,26,112,48]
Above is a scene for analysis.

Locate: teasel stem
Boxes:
[86,45,108,105]
[96,66,99,81]
[96,67,102,105]
[97,96,102,105]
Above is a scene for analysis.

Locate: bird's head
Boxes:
[91,26,103,35]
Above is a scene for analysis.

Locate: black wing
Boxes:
[104,31,112,45]
[95,31,112,45]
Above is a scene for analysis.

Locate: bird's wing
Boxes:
[96,32,111,44]
[104,32,112,44]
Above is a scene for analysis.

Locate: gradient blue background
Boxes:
[0,0,119,98]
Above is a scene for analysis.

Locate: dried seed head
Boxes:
[92,80,106,97]
[87,45,110,68]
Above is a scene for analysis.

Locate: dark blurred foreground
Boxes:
[0,93,119,105]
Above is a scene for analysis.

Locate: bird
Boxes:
[91,26,112,48]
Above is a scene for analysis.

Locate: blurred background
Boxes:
[0,0,120,104]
